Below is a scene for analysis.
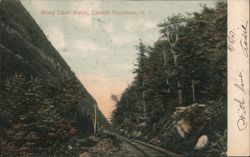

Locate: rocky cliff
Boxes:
[0,0,108,156]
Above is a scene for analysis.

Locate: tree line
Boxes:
[111,2,227,156]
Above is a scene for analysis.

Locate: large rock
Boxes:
[194,135,208,150]
[79,152,91,157]
[172,103,208,138]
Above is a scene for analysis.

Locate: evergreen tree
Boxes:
[133,40,148,119]
[111,2,227,156]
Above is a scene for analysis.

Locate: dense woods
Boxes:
[1,0,228,156]
[0,74,87,156]
[111,2,227,157]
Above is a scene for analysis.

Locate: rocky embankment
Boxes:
[0,0,108,156]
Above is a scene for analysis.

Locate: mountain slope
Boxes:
[0,0,108,156]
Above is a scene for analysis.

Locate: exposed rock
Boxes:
[176,119,192,138]
[194,135,208,150]
[68,145,73,150]
[88,135,100,143]
[172,103,208,138]
[149,136,161,145]
[0,0,108,156]
[79,152,91,157]
[136,122,146,129]
[131,131,142,138]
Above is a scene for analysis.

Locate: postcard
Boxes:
[0,0,249,156]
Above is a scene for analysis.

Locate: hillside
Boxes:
[0,0,108,156]
[111,2,227,157]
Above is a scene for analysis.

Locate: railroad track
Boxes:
[117,134,183,157]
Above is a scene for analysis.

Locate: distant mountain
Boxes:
[0,0,108,155]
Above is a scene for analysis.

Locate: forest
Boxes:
[0,0,227,156]
[111,2,227,157]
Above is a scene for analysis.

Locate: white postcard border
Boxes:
[228,0,250,156]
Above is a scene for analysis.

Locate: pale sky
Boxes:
[21,0,217,120]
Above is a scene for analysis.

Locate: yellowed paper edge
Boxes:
[228,0,250,156]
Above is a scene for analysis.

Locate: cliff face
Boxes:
[0,0,108,155]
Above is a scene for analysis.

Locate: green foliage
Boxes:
[206,130,227,157]
[1,1,107,156]
[133,39,148,91]
[0,73,84,156]
[111,2,227,156]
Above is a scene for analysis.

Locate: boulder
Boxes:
[149,136,161,145]
[136,122,146,130]
[194,135,208,150]
[172,103,208,138]
[79,152,91,157]
[131,131,142,138]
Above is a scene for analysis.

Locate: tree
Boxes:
[111,2,227,156]
[133,40,148,119]
[158,14,187,105]
[0,73,80,156]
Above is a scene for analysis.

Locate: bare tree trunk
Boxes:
[162,50,170,94]
[171,47,183,104]
[93,105,97,136]
[143,89,146,118]
[142,71,146,119]
[166,79,170,93]
[170,26,183,105]
[172,50,182,104]
[0,53,3,86]
[192,80,196,103]
[134,90,138,110]
[177,81,182,104]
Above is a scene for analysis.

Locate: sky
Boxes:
[21,0,217,120]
